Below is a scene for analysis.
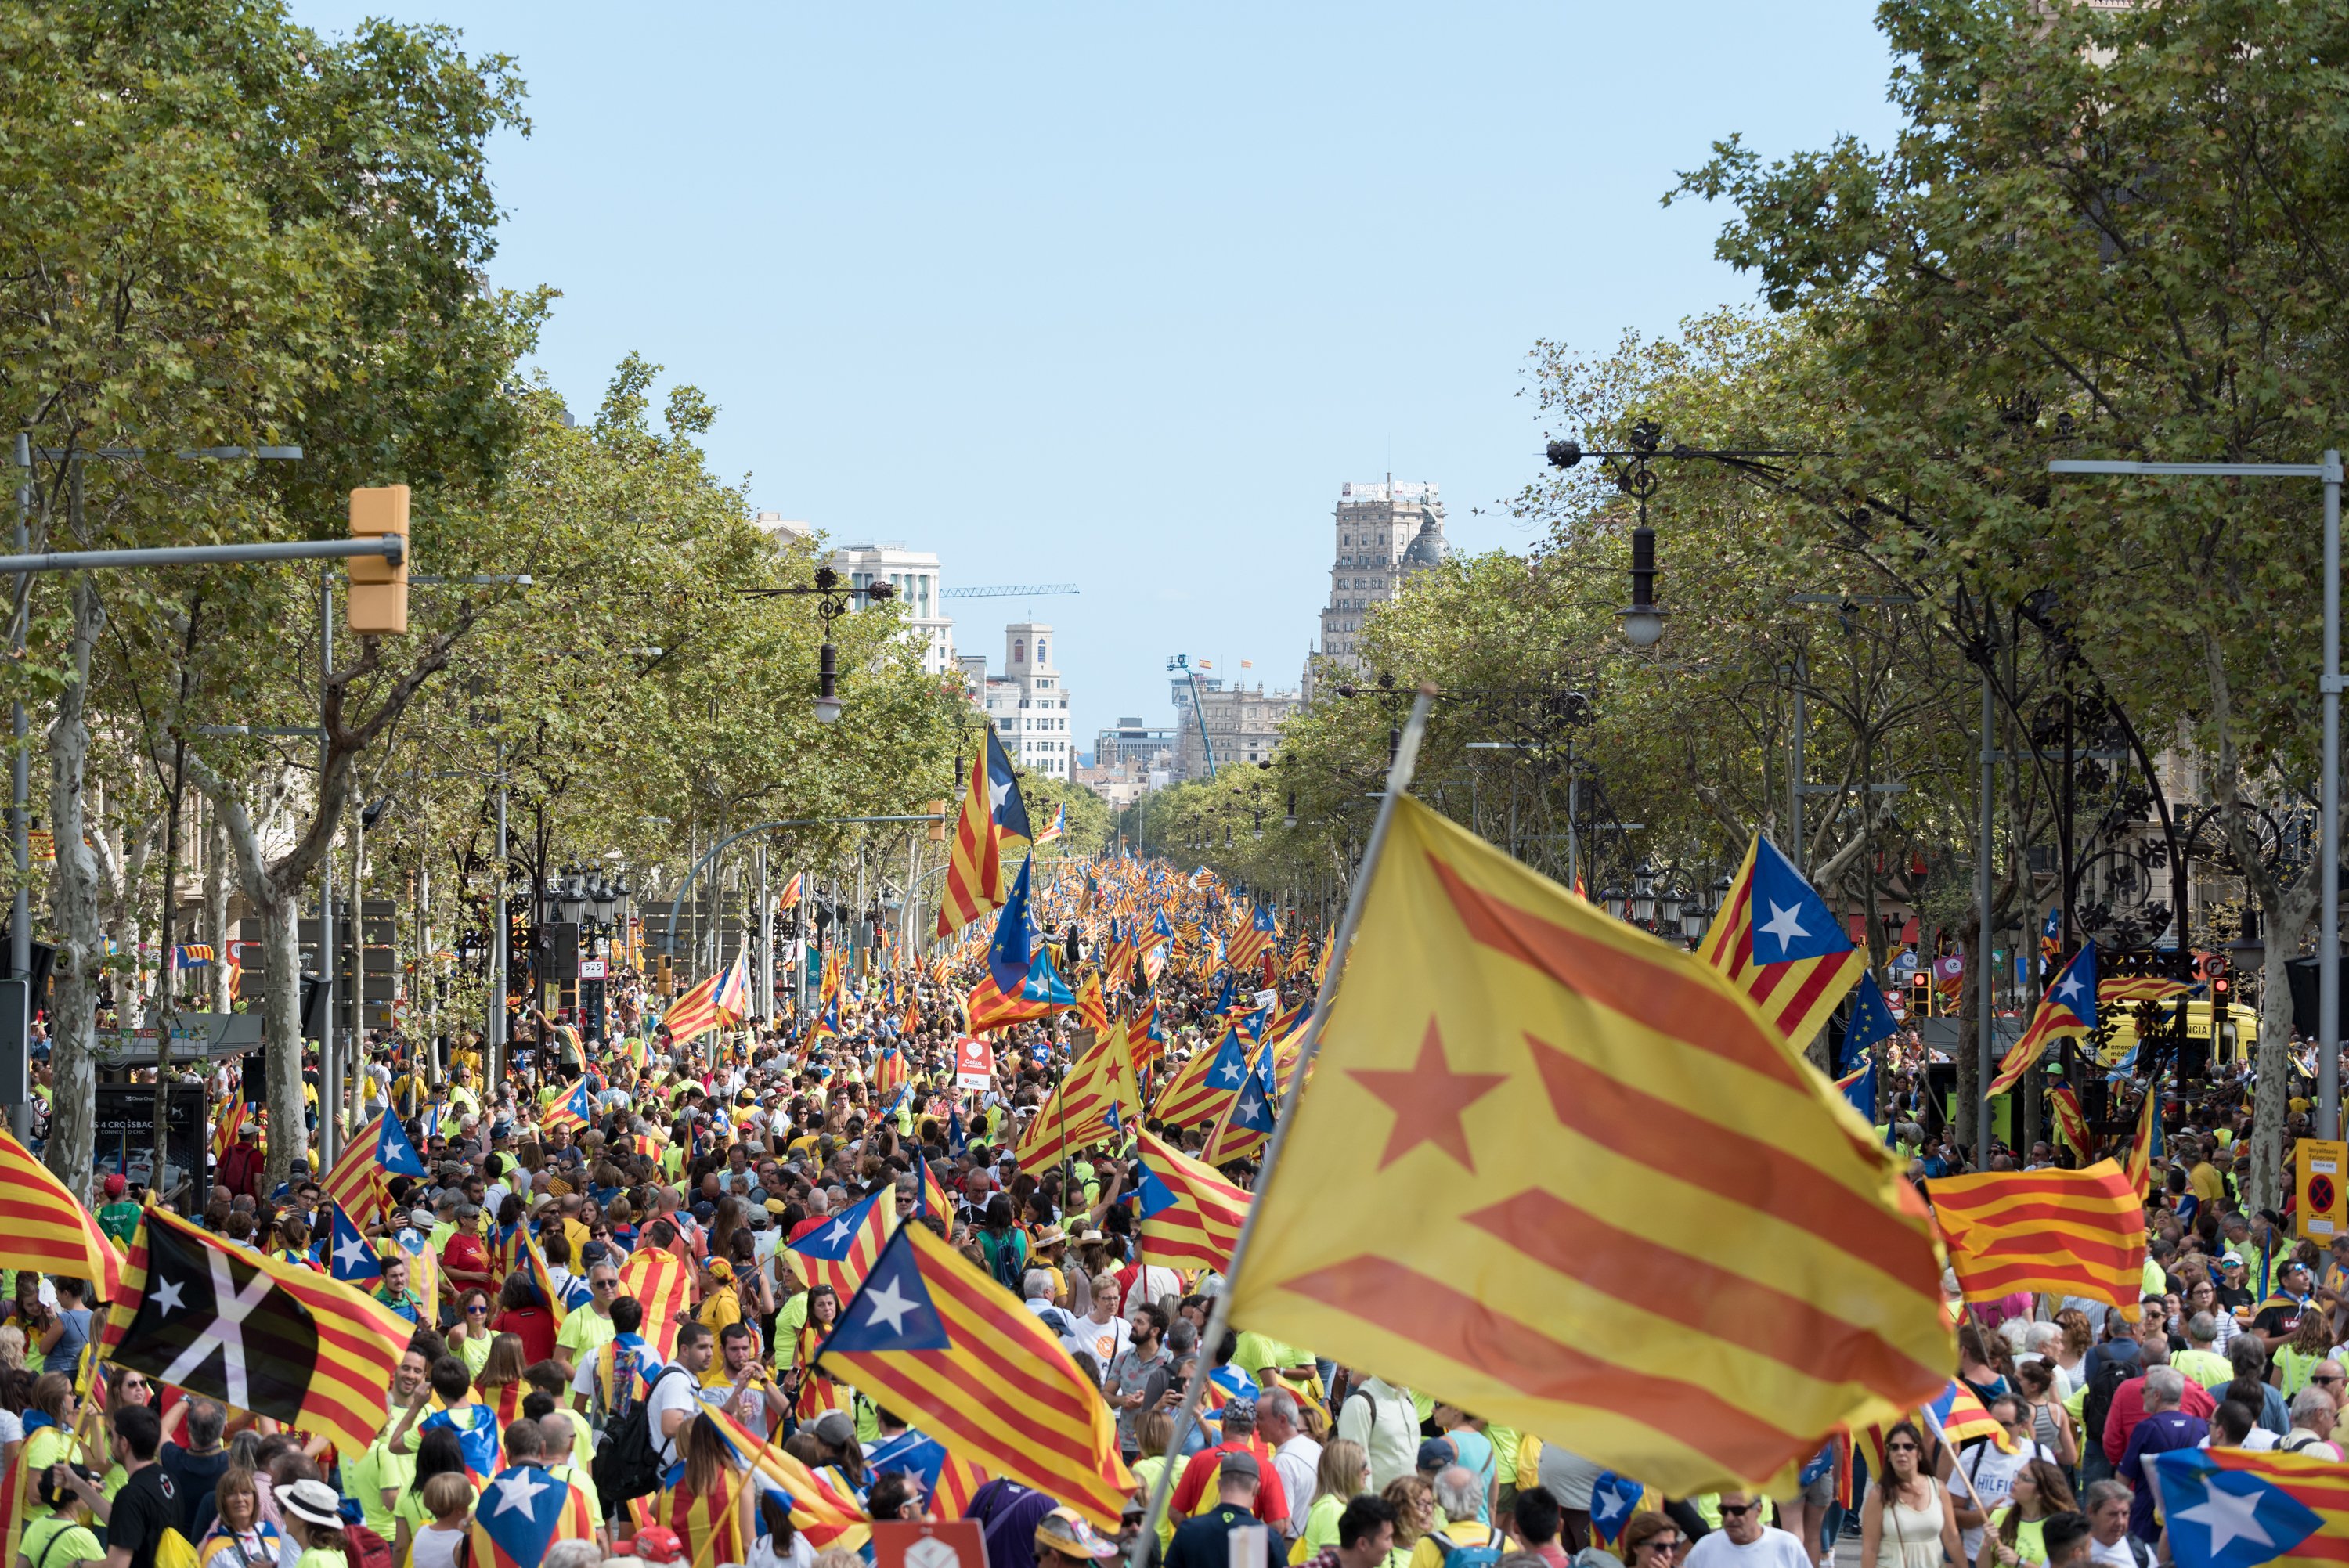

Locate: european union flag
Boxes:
[987,855,1036,997]
[1748,836,1856,965]
[1842,973,1900,1072]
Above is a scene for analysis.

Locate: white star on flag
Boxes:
[861,1274,920,1334]
[491,1468,550,1516]
[824,1217,852,1246]
[2176,1483,2275,1556]
[152,1276,186,1317]
[333,1234,372,1271]
[1757,899,1810,954]
[2056,971,2085,1004]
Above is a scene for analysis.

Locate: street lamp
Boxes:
[1680,893,1710,945]
[1601,885,1627,921]
[1658,885,1686,931]
[743,566,894,723]
[1630,861,1658,925]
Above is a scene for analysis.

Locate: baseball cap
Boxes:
[811,1410,857,1448]
[1217,1449,1261,1483]
[103,1173,126,1198]
[632,1526,686,1563]
[1416,1438,1456,1473]
[1035,1506,1119,1561]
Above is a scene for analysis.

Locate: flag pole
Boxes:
[1127,687,1436,1568]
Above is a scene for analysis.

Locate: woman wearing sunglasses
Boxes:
[1619,1513,1686,1568]
[1859,1422,1960,1568]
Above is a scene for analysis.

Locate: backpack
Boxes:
[593,1364,691,1503]
[344,1523,393,1568]
[983,1231,1025,1291]
[2081,1357,2134,1451]
[1426,1530,1502,1568]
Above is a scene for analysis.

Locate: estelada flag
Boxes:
[1926,1160,2145,1315]
[2145,1448,2349,1568]
[1698,833,1865,1054]
[936,747,1006,940]
[1135,1130,1249,1274]
[816,1220,1132,1530]
[1015,1027,1140,1176]
[542,1079,594,1138]
[324,1111,427,1230]
[2125,1073,2163,1198]
[2048,1087,2095,1164]
[1075,971,1111,1036]
[98,1204,413,1457]
[1988,943,2097,1096]
[788,1184,896,1300]
[1224,798,1949,1494]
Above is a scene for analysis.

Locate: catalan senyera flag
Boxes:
[1698,833,1865,1054]
[2146,1447,2349,1568]
[872,1047,910,1105]
[937,747,1007,939]
[2125,1075,2163,1198]
[662,970,723,1049]
[1987,943,2097,1097]
[1016,1027,1140,1176]
[98,1204,413,1458]
[1926,1160,2146,1315]
[817,1220,1132,1530]
[618,1245,692,1361]
[211,1099,248,1164]
[2101,974,2197,1004]
[1135,1130,1249,1274]
[1225,797,1950,1494]
[2048,1087,2095,1164]
[0,1129,121,1299]
[1923,1379,2015,1453]
[787,1185,897,1300]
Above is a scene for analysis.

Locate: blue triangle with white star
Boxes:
[822,1227,952,1354]
[2147,1451,2322,1568]
[1748,836,1856,965]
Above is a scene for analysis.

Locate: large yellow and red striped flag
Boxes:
[0,1129,120,1299]
[1075,971,1111,1036]
[1925,1161,2145,1315]
[936,748,1006,939]
[1225,798,1950,1494]
[97,1204,410,1457]
[1697,833,1865,1054]
[1015,1027,1140,1176]
[2145,1448,2349,1568]
[662,969,723,1048]
[323,1116,387,1229]
[618,1245,693,1360]
[1135,1130,1248,1273]
[816,1220,1132,1530]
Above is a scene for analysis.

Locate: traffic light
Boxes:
[348,485,410,636]
[1910,971,1933,1018]
[927,798,950,842]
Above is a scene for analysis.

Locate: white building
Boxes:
[969,622,1075,780]
[833,542,955,675]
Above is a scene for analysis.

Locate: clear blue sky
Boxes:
[289,2,1903,735]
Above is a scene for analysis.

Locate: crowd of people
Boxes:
[0,873,2336,1568]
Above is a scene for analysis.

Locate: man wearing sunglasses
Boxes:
[554,1264,622,1379]
[1683,1494,1808,1568]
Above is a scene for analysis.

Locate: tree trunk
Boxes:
[44,578,103,1195]
[2250,894,2310,1214]
[260,893,305,1191]
[206,813,231,1013]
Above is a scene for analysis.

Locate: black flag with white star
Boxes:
[99,1203,414,1454]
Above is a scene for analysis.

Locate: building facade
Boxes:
[834,542,955,675]
[1078,717,1178,809]
[1171,674,1302,781]
[1316,479,1449,671]
[970,622,1075,780]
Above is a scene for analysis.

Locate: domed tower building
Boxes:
[1315,478,1444,677]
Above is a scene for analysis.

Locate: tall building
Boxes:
[1078,717,1178,809]
[969,622,1075,780]
[1317,479,1449,670]
[1171,673,1302,781]
[834,542,955,675]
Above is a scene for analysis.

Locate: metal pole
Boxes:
[1128,688,1438,1568]
[755,844,770,1023]
[1978,658,1996,1164]
[9,437,27,1143]
[1790,653,1806,873]
[318,569,338,1163]
[490,743,507,1088]
[2325,451,2343,1140]
[0,535,400,575]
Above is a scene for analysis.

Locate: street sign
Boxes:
[2300,1138,2348,1242]
[579,959,608,979]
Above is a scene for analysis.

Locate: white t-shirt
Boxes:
[1064,1311,1131,1373]
[410,1522,467,1568]
[647,1364,708,1463]
[2088,1534,2150,1568]
[1684,1526,1812,1568]
[1958,1442,2057,1559]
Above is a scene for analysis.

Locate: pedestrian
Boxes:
[1860,1422,1957,1568]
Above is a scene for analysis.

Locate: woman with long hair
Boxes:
[1380,1476,1436,1568]
[709,1195,746,1263]
[1860,1421,1960,1568]
[788,1286,850,1421]
[390,1427,473,1568]
[197,1467,285,1568]
[446,1290,496,1378]
[1286,1439,1369,1564]
[2279,1307,2336,1400]
[1621,1514,1688,1568]
[472,1334,529,1426]
[976,1195,1026,1288]
[1978,1460,2077,1568]
[2051,1308,2094,1386]
[668,1414,758,1567]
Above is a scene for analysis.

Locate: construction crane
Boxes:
[940,583,1080,599]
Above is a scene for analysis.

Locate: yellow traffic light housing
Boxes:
[927,798,950,842]
[348,485,410,635]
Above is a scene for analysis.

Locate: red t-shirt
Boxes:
[441,1232,494,1297]
[1169,1438,1288,1528]
[490,1305,557,1367]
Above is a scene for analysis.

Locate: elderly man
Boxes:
[1683,1491,1810,1568]
[2081,1480,2149,1568]
[1257,1389,1322,1540]
[1408,1469,1495,1568]
[2102,1317,2215,1462]
[2281,1384,2344,1458]
[2118,1368,2208,1541]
